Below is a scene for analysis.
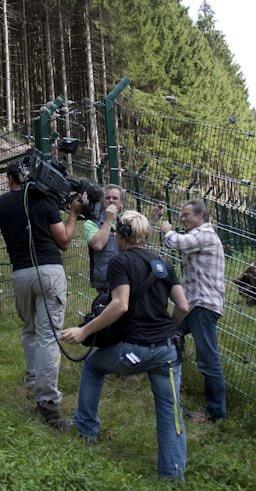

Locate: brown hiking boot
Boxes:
[35,403,70,432]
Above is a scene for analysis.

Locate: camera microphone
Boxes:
[77,179,104,203]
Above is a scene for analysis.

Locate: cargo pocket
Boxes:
[49,292,67,331]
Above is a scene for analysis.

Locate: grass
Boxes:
[0,316,255,491]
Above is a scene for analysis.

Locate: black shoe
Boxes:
[35,403,70,432]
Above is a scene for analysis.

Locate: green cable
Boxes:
[168,362,183,435]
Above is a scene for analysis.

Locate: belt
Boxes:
[129,337,175,348]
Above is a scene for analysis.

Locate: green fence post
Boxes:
[203,186,213,202]
[186,177,198,200]
[217,202,231,255]
[163,174,181,267]
[33,96,65,161]
[97,155,108,186]
[134,164,148,212]
[104,77,129,184]
[164,174,178,224]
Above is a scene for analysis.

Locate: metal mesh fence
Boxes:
[0,98,255,400]
[0,124,31,164]
[115,101,256,400]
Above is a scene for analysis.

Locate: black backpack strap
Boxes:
[134,271,157,298]
[127,247,153,266]
[127,248,168,298]
[100,249,169,304]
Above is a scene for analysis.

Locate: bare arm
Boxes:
[88,204,118,251]
[62,284,130,344]
[169,284,189,325]
[49,195,83,251]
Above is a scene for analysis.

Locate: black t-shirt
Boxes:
[0,189,62,270]
[107,247,180,343]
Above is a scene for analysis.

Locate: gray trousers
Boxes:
[12,264,67,406]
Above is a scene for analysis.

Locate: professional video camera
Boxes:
[17,143,104,219]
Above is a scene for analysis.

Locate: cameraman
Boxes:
[0,160,83,431]
[62,210,188,482]
[84,183,163,292]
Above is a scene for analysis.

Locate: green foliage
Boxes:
[0,316,256,491]
[88,0,254,122]
[1,0,255,132]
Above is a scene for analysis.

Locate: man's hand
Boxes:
[61,327,86,344]
[70,192,87,215]
[88,203,118,251]
[105,204,118,223]
[150,204,164,225]
[49,192,85,250]
[161,221,173,234]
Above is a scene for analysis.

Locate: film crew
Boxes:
[0,160,84,431]
[62,210,189,482]
[160,199,226,423]
[84,183,164,292]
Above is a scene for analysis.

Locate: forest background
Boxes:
[0,1,256,490]
[1,0,255,134]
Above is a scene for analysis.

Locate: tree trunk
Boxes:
[22,0,31,135]
[99,9,107,96]
[45,0,55,102]
[45,0,57,160]
[58,0,72,172]
[84,0,100,179]
[3,0,13,131]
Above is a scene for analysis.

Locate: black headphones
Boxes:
[116,217,132,239]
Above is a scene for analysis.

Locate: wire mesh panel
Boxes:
[114,101,256,400]
[0,98,255,400]
[62,226,92,327]
[0,172,16,316]
[0,124,31,167]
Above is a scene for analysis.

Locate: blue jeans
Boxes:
[180,307,226,419]
[73,341,186,481]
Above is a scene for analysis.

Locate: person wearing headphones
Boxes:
[62,210,189,482]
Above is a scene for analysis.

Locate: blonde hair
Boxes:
[118,210,150,244]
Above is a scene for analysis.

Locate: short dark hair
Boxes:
[182,199,210,222]
[104,184,125,202]
[6,161,21,184]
